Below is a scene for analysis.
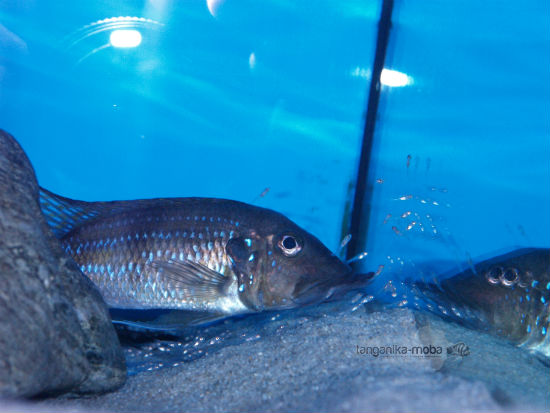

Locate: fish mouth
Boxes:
[291,280,333,306]
[291,271,374,306]
[325,271,375,301]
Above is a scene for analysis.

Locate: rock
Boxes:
[0,129,126,398]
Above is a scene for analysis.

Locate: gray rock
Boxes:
[0,129,126,398]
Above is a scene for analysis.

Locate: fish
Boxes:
[39,187,370,328]
[412,248,550,358]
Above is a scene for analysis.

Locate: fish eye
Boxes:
[278,235,302,257]
[500,268,519,287]
[485,267,502,284]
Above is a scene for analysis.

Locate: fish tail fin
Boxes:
[39,187,101,238]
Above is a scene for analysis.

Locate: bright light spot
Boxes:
[109,29,142,48]
[249,52,256,70]
[207,0,225,17]
[380,69,412,87]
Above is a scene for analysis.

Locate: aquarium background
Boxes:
[1,0,549,290]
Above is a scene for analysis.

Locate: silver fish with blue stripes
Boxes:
[40,188,370,328]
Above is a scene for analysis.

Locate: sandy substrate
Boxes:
[2,303,549,412]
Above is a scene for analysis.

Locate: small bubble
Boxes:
[384,281,397,298]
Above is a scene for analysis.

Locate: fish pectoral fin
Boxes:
[167,310,230,327]
[111,308,230,331]
[152,259,230,300]
[113,318,178,332]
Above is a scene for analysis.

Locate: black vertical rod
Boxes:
[346,0,394,261]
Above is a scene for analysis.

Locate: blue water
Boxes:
[362,1,550,296]
[1,0,549,291]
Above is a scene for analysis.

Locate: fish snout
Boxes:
[291,264,370,307]
[324,271,375,302]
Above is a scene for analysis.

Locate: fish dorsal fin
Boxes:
[39,187,107,238]
[39,187,183,239]
[152,260,230,301]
